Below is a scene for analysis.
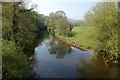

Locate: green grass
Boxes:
[62,26,99,49]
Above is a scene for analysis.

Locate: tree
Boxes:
[2,2,47,78]
[84,10,94,26]
[44,12,56,34]
[45,10,71,36]
[83,2,119,63]
[55,17,71,35]
[2,2,46,48]
[55,10,66,18]
[2,2,14,40]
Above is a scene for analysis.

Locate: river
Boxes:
[30,34,119,78]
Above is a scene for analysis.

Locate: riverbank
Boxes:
[54,26,120,64]
[54,26,98,51]
[53,35,90,51]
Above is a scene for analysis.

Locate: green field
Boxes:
[63,26,99,49]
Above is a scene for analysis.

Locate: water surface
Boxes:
[31,35,119,78]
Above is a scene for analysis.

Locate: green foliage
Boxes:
[44,13,56,34]
[55,17,71,36]
[44,11,71,36]
[2,2,14,40]
[16,10,38,47]
[83,2,119,63]
[2,2,46,78]
[2,40,29,78]
[2,2,46,48]
[59,2,119,63]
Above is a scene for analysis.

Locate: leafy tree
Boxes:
[2,2,14,40]
[2,2,46,48]
[55,17,71,35]
[2,2,47,78]
[45,10,71,36]
[55,10,66,18]
[44,12,56,34]
[83,2,119,63]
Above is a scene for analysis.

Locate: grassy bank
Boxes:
[57,26,98,50]
[56,25,119,64]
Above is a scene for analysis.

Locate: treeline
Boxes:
[44,11,73,36]
[82,2,119,63]
[2,1,46,78]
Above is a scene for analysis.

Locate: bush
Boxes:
[68,31,76,37]
[2,40,29,78]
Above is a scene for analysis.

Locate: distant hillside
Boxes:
[67,18,83,25]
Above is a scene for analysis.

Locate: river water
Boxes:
[31,34,119,78]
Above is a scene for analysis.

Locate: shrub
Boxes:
[2,40,29,78]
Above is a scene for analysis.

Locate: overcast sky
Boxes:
[29,0,99,20]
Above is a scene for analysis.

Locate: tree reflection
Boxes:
[76,57,119,78]
[47,38,72,59]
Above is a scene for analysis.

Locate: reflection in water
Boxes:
[32,35,119,78]
[76,57,119,78]
[47,37,72,58]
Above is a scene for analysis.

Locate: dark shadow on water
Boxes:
[76,56,119,78]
